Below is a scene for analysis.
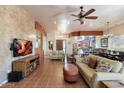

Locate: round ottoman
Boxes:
[63,64,79,82]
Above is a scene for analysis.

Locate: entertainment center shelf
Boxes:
[12,55,39,77]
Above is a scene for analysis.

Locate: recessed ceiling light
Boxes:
[89,23,93,27]
[29,34,36,38]
[67,21,70,25]
[54,21,56,24]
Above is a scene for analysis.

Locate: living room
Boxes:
[0,2,124,91]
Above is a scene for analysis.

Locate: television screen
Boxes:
[12,39,33,57]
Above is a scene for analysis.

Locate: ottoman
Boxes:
[63,64,79,82]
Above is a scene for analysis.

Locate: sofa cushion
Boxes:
[76,62,95,81]
[111,62,123,73]
[96,60,112,72]
[91,55,123,73]
[75,57,83,63]
[101,58,122,73]
[88,57,97,69]
[52,51,57,55]
[82,56,89,64]
[58,50,64,55]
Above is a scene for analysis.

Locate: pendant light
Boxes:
[104,21,113,37]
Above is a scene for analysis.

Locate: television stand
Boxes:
[12,55,39,77]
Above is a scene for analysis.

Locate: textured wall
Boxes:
[0,6,36,83]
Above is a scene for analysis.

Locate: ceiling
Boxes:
[21,5,124,33]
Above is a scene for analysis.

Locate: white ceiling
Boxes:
[21,5,124,33]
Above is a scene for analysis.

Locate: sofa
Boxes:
[47,50,64,60]
[75,54,124,88]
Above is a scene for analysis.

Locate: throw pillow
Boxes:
[49,53,52,56]
[96,60,112,72]
[75,57,82,63]
[88,57,97,69]
[52,51,56,55]
[82,56,89,64]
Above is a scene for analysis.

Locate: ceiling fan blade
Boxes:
[85,16,98,19]
[83,8,95,17]
[71,14,78,17]
[73,19,80,21]
[73,19,84,24]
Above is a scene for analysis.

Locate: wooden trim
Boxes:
[69,31,103,37]
[35,21,47,36]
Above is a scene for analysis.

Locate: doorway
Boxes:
[56,40,63,50]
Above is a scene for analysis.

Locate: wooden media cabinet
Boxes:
[12,55,39,77]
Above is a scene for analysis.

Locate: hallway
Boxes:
[1,59,88,88]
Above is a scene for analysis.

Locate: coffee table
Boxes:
[101,80,124,88]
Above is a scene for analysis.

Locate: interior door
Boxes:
[56,40,63,50]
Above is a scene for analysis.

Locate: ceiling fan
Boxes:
[71,6,98,24]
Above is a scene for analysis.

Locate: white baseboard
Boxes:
[0,80,8,86]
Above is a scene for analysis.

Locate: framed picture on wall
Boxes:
[101,38,108,47]
[48,41,53,50]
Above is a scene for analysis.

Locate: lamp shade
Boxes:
[78,49,84,55]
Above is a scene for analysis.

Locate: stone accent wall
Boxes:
[0,6,36,83]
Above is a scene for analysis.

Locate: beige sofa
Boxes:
[75,54,124,88]
[47,50,64,60]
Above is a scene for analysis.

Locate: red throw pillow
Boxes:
[88,57,97,69]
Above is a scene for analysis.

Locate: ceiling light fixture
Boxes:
[104,21,113,37]
[71,6,98,25]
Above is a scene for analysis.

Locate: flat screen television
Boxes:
[11,38,33,57]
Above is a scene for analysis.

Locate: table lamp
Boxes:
[78,49,84,57]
